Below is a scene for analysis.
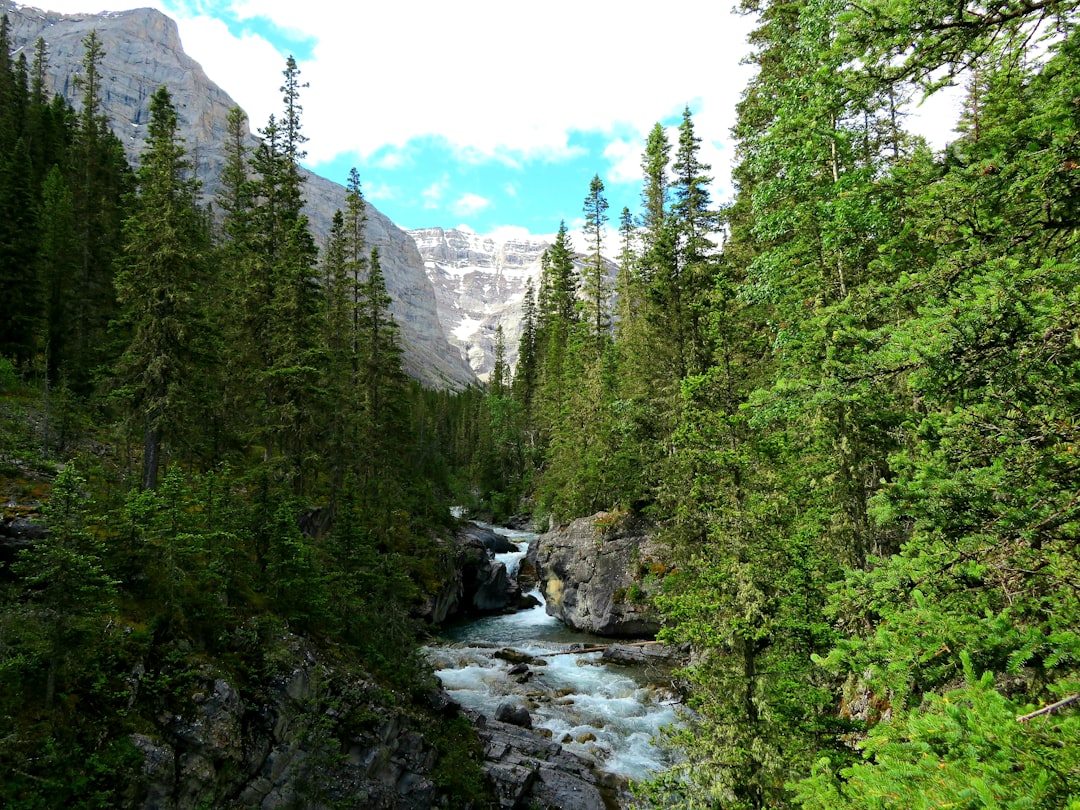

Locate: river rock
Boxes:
[532,512,668,637]
[601,642,689,667]
[494,701,533,728]
[415,527,523,623]
[461,522,517,553]
[505,513,533,530]
[476,716,617,810]
[494,648,536,666]
[472,559,516,613]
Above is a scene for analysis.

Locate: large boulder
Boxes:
[461,523,517,553]
[532,512,668,638]
[414,526,523,623]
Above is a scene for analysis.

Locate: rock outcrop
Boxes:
[475,714,626,810]
[415,524,524,624]
[531,512,668,637]
[2,0,475,390]
[124,630,460,809]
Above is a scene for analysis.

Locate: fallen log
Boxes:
[545,640,662,656]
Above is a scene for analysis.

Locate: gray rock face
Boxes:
[532,512,668,637]
[462,522,517,554]
[414,525,524,623]
[476,715,624,810]
[411,227,620,382]
[124,631,453,809]
[2,0,475,390]
[411,227,548,382]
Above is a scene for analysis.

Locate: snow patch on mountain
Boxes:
[410,227,550,382]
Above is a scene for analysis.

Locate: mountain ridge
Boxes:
[2,0,477,390]
[410,227,550,381]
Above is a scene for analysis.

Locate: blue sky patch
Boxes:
[162,0,317,61]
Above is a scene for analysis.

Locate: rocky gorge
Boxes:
[105,516,679,809]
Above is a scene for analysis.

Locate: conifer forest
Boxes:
[1,0,1078,806]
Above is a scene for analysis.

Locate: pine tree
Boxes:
[669,105,718,376]
[0,18,42,368]
[534,221,578,451]
[66,30,132,392]
[356,246,410,529]
[114,86,210,490]
[639,121,671,260]
[11,464,117,709]
[242,57,323,492]
[490,324,509,396]
[581,174,611,353]
[321,169,369,505]
[512,276,539,420]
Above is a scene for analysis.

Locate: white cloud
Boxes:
[485,225,534,244]
[365,181,397,201]
[374,149,412,170]
[603,138,641,185]
[421,177,449,208]
[452,193,491,217]
[36,0,961,208]
[36,0,762,166]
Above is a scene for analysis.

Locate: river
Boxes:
[424,523,680,784]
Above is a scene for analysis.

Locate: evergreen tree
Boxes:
[490,324,509,396]
[669,105,719,377]
[10,464,117,709]
[0,18,42,368]
[640,122,670,253]
[512,276,539,421]
[242,57,322,492]
[114,86,210,490]
[581,174,611,353]
[65,30,132,392]
[321,168,369,505]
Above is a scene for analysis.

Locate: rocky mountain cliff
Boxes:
[2,0,476,390]
[410,228,549,381]
[410,228,620,382]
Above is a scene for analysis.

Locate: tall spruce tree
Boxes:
[114,87,210,490]
[66,31,131,392]
[246,57,322,492]
[581,174,611,353]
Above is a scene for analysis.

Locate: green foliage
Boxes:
[795,658,1080,809]
[429,715,490,805]
[114,86,213,490]
[4,7,1080,808]
[0,355,17,392]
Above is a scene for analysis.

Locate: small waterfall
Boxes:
[425,523,679,783]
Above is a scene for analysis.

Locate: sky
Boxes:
[34,0,963,240]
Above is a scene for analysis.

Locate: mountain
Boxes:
[1,0,476,390]
[411,227,622,382]
[410,228,549,381]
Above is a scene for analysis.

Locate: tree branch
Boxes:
[1017,693,1080,722]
